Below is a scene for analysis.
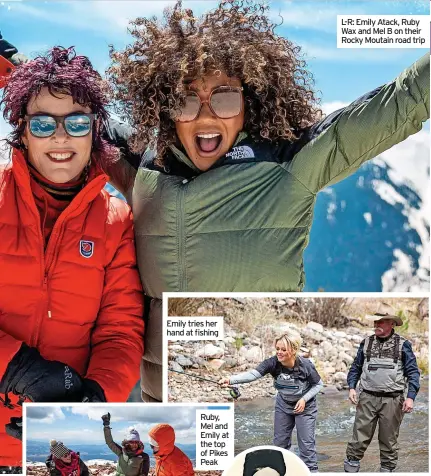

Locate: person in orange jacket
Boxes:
[0,45,145,470]
[148,424,194,476]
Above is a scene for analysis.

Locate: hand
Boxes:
[82,379,106,402]
[218,377,230,387]
[0,344,83,402]
[293,398,306,414]
[402,397,414,413]
[348,389,358,405]
[5,417,22,441]
[101,412,111,427]
[0,34,18,61]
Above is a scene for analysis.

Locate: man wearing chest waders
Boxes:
[344,303,420,473]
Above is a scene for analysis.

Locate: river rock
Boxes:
[176,355,194,367]
[196,344,224,359]
[242,346,263,363]
[319,341,333,353]
[224,336,235,344]
[224,357,239,368]
[324,365,336,374]
[307,322,324,333]
[301,328,324,342]
[335,361,348,373]
[170,361,183,373]
[193,356,207,366]
[339,352,354,365]
[333,372,348,385]
[334,331,348,338]
[206,359,226,371]
[169,344,184,351]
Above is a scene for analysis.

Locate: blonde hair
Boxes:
[274,332,302,356]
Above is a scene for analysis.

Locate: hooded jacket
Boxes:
[103,426,150,476]
[0,149,145,466]
[148,424,194,476]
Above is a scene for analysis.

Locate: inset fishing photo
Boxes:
[24,403,235,476]
[166,297,429,473]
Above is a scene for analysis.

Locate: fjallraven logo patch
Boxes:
[80,240,94,258]
[225,145,255,160]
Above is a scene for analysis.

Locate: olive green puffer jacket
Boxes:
[103,427,150,476]
[106,54,429,294]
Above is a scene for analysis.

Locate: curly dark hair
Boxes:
[1,46,118,168]
[108,0,321,164]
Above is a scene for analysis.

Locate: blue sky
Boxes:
[26,405,225,445]
[0,0,429,105]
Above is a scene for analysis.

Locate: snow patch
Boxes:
[363,213,372,226]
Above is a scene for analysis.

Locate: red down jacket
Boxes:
[149,424,194,476]
[0,149,145,466]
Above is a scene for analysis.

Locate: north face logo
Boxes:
[80,240,94,258]
[225,145,255,160]
[280,374,292,380]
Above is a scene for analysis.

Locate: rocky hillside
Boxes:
[168,298,428,402]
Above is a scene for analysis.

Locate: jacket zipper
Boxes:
[176,180,188,291]
[32,175,105,345]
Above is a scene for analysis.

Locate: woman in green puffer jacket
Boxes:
[101,413,150,476]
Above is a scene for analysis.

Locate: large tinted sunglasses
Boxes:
[24,113,97,138]
[171,86,243,122]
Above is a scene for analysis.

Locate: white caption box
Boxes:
[337,15,429,48]
[166,316,224,340]
[196,408,234,470]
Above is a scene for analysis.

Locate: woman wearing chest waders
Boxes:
[220,333,324,473]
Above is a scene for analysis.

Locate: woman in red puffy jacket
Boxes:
[148,424,194,476]
[0,47,144,469]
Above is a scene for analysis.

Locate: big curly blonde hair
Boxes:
[107,0,321,165]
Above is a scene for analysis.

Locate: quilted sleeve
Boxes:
[286,54,429,193]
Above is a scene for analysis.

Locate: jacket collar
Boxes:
[168,131,249,174]
[11,148,108,209]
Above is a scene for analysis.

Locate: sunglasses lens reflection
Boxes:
[65,115,92,137]
[211,90,242,118]
[29,116,57,137]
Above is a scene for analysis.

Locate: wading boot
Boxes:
[344,459,360,473]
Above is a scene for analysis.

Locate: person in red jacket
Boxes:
[148,424,194,476]
[0,45,145,470]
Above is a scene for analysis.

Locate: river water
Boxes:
[235,379,428,472]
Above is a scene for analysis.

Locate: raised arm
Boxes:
[103,425,122,457]
[285,54,430,193]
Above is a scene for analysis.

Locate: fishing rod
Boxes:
[169,368,241,399]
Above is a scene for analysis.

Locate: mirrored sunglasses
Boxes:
[24,113,97,138]
[171,87,243,122]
